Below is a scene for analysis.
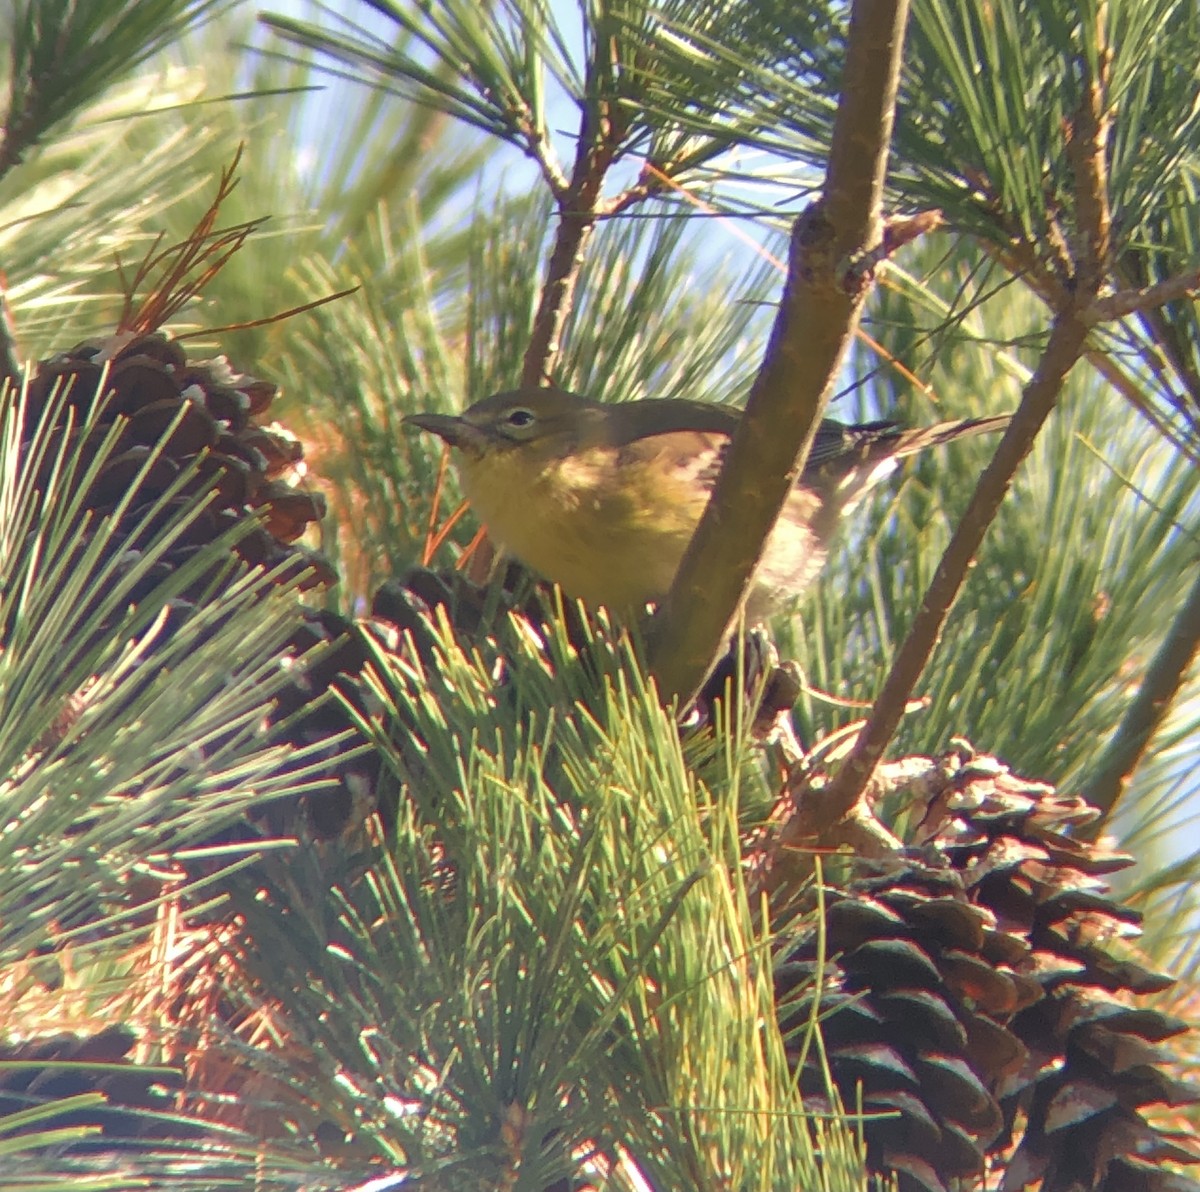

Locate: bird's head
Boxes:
[405,388,609,463]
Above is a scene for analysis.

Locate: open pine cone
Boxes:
[775,752,1200,1192]
[12,330,381,836]
[22,331,331,594]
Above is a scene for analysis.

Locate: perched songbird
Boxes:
[406,388,1010,618]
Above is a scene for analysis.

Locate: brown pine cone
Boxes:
[21,331,332,601]
[774,751,1200,1192]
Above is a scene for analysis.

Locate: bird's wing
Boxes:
[602,398,741,448]
[607,405,1009,488]
[612,427,730,492]
[805,420,899,471]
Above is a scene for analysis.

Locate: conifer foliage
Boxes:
[1,1,1199,1190]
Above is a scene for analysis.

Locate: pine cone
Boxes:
[774,751,1200,1192]
[14,330,368,838]
[918,754,1200,1191]
[776,863,1022,1191]
[0,1026,186,1144]
[252,604,382,838]
[249,565,532,838]
[21,331,331,598]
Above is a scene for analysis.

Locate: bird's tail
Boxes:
[883,413,1012,460]
[807,413,1012,507]
[808,414,1011,473]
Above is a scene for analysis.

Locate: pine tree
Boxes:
[2,1,1198,1189]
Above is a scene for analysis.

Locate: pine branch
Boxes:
[519,29,660,388]
[810,53,1120,834]
[519,132,611,388]
[984,228,1200,463]
[1066,7,1112,295]
[1,0,228,180]
[649,0,912,705]
[1086,268,1200,324]
[1082,566,1200,829]
[809,308,1090,843]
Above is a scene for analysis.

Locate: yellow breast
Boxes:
[458,441,715,612]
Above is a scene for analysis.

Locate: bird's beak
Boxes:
[404,412,486,455]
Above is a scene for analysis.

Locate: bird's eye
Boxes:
[504,408,536,429]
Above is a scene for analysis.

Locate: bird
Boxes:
[405,387,1010,618]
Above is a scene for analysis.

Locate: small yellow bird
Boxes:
[406,388,1010,618]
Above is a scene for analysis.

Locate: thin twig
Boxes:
[984,233,1200,463]
[648,0,913,706]
[597,165,665,218]
[520,43,629,388]
[978,216,1198,461]
[1082,565,1200,831]
[1066,11,1112,292]
[517,52,676,386]
[522,113,570,199]
[883,208,943,254]
[1085,269,1200,324]
[174,286,360,341]
[520,179,604,388]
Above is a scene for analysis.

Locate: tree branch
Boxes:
[811,30,1185,825]
[1082,565,1200,830]
[648,0,912,705]
[520,138,609,389]
[519,22,633,390]
[1085,268,1200,324]
[1066,10,1112,292]
[813,308,1090,825]
[522,113,570,199]
[982,243,1200,465]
